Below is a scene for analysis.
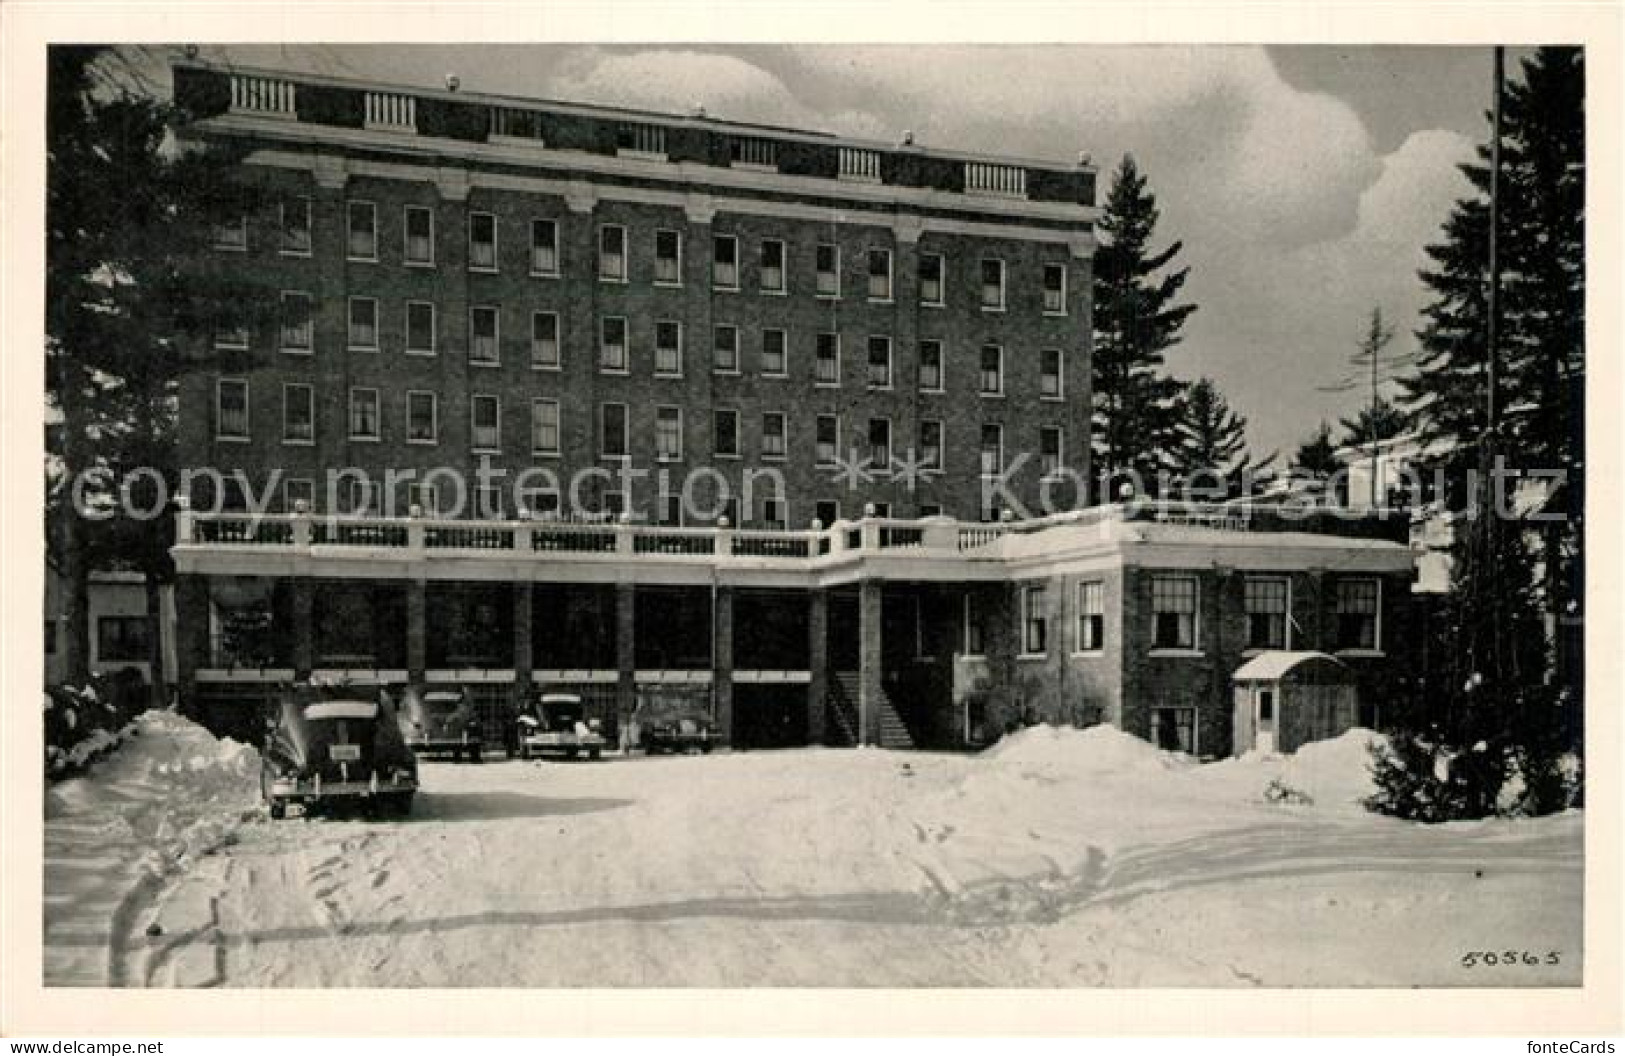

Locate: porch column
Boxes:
[858,578,884,746]
[405,579,427,682]
[615,582,636,724]
[807,589,829,745]
[291,579,315,679]
[173,574,211,707]
[513,581,534,708]
[713,584,734,747]
[983,582,1021,731]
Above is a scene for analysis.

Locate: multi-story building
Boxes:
[166,61,1418,756]
[173,60,1097,528]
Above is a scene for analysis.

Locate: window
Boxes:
[216,380,248,440]
[407,391,437,444]
[1336,578,1381,651]
[471,394,501,451]
[1041,348,1064,399]
[470,306,500,365]
[407,483,441,517]
[214,314,248,350]
[97,616,150,663]
[920,253,945,306]
[1040,426,1064,476]
[213,215,247,251]
[964,593,986,656]
[815,415,840,466]
[348,479,380,515]
[1151,707,1197,754]
[404,206,434,265]
[658,494,684,528]
[655,406,683,461]
[406,301,436,355]
[601,403,629,459]
[868,417,892,469]
[279,292,313,352]
[979,423,1003,476]
[654,229,682,285]
[761,328,787,376]
[654,320,683,376]
[979,344,1004,395]
[469,212,498,271]
[282,383,314,444]
[1043,262,1068,314]
[760,239,785,293]
[1078,581,1105,652]
[531,311,559,369]
[760,497,787,531]
[284,477,314,513]
[1152,575,1199,651]
[919,419,943,470]
[1245,577,1289,651]
[348,297,378,350]
[865,336,893,389]
[867,248,893,300]
[348,388,380,441]
[762,412,787,460]
[347,201,377,260]
[815,332,840,385]
[712,234,739,289]
[919,340,944,391]
[815,243,840,297]
[713,324,739,373]
[531,399,560,455]
[816,500,840,529]
[1022,584,1048,655]
[598,224,626,281]
[713,409,740,458]
[600,316,628,372]
[531,219,559,275]
[980,257,1006,310]
[280,199,311,255]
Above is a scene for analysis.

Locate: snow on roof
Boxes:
[1232,651,1346,681]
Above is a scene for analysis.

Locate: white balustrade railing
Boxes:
[964,161,1027,198]
[364,91,416,132]
[839,147,881,182]
[230,75,297,118]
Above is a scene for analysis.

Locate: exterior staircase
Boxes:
[828,672,915,749]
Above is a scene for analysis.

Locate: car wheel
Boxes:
[470,746,482,764]
[589,747,601,761]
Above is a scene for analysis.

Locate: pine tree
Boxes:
[1339,397,1410,447]
[1166,378,1274,499]
[1091,155,1197,499]
[46,46,271,688]
[1292,422,1340,479]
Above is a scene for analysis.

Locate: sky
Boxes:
[171,43,1509,460]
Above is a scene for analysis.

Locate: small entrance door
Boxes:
[1254,688,1277,754]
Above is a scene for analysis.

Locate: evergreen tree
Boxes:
[1292,422,1340,479]
[1339,397,1411,447]
[1091,155,1197,499]
[1166,378,1274,499]
[46,46,270,688]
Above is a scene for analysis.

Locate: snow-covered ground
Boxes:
[43,716,1583,987]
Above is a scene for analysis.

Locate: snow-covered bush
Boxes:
[44,674,152,780]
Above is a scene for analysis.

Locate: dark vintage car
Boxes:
[260,685,419,818]
[396,685,484,762]
[515,692,607,760]
[644,713,717,754]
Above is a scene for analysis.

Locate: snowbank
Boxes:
[981,722,1194,777]
[1196,728,1387,809]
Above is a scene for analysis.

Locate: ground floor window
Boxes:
[1151,706,1197,754]
[1244,576,1289,650]
[97,615,150,663]
[1152,575,1199,650]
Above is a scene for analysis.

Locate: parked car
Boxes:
[644,712,717,754]
[396,684,483,762]
[260,685,418,818]
[516,691,607,760]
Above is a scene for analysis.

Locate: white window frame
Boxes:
[654,228,683,287]
[471,394,502,453]
[469,305,501,366]
[815,414,840,467]
[347,297,379,352]
[866,247,894,302]
[406,390,438,445]
[814,332,841,387]
[979,423,1004,478]
[1075,580,1105,655]
[1043,261,1068,316]
[279,199,311,257]
[919,418,944,470]
[867,335,893,390]
[279,290,314,354]
[761,411,788,462]
[281,383,314,445]
[598,223,627,283]
[468,211,499,273]
[920,252,946,307]
[600,402,630,459]
[760,239,787,295]
[1040,426,1065,478]
[713,408,741,460]
[654,319,684,377]
[979,344,1005,396]
[919,339,945,393]
[867,416,893,469]
[1335,577,1384,654]
[346,200,377,262]
[760,327,788,377]
[1041,347,1065,400]
[530,310,560,371]
[530,218,559,277]
[405,300,436,356]
[1020,583,1049,658]
[1151,574,1202,654]
[980,256,1006,312]
[213,214,248,252]
[712,233,740,290]
[713,323,740,374]
[654,406,684,462]
[348,387,381,443]
[403,205,435,267]
[531,398,561,456]
[599,316,629,374]
[1244,575,1293,652]
[215,378,249,442]
[815,242,840,299]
